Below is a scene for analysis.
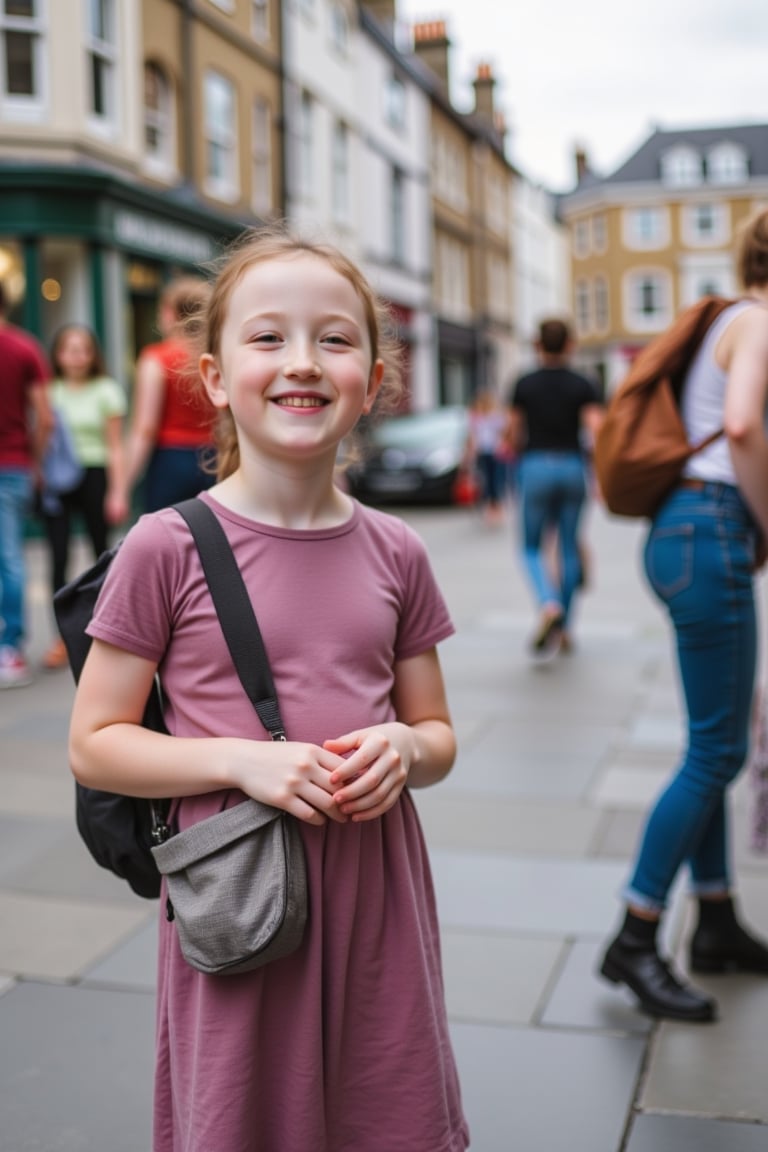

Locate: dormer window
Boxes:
[660,146,701,187]
[707,142,748,185]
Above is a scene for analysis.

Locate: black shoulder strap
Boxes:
[173,499,286,741]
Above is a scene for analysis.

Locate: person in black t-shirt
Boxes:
[506,318,603,657]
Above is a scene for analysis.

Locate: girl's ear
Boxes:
[363,359,385,415]
[199,353,230,410]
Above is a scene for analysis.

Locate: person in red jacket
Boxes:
[124,277,216,512]
[0,283,53,686]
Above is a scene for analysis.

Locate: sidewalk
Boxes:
[2,503,768,1151]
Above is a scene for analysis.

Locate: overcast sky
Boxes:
[397,0,768,191]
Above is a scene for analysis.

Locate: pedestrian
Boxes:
[68,228,469,1152]
[124,276,215,512]
[599,207,768,1023]
[506,317,603,658]
[0,282,54,687]
[466,388,508,524]
[39,325,128,669]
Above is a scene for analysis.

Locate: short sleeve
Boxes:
[393,524,454,662]
[87,512,181,663]
[100,377,128,419]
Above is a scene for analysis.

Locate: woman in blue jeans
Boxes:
[600,210,768,1023]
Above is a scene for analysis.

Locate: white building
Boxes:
[511,175,570,376]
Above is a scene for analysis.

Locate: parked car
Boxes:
[347,405,471,505]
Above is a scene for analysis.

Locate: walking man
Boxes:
[507,318,603,658]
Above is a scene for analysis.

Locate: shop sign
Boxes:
[113,210,215,264]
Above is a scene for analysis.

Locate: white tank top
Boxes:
[680,300,756,484]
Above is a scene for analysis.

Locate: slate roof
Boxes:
[603,123,768,184]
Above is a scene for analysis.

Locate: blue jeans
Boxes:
[0,469,33,649]
[626,482,758,912]
[517,451,587,626]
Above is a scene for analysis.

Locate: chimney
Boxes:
[575,146,590,184]
[363,0,397,30]
[472,62,495,122]
[413,20,450,88]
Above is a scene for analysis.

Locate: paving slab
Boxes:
[450,1021,645,1152]
[414,792,602,856]
[441,928,565,1025]
[0,981,154,1152]
[627,1114,768,1152]
[0,891,149,981]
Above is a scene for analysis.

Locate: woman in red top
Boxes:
[125,277,216,512]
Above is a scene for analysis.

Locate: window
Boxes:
[682,202,729,247]
[143,61,174,173]
[623,206,669,251]
[87,0,117,125]
[594,275,609,331]
[384,72,406,131]
[624,270,672,332]
[251,0,268,40]
[0,0,45,117]
[437,235,469,320]
[432,134,467,212]
[592,213,607,254]
[297,89,313,199]
[390,167,405,263]
[329,2,348,54]
[707,142,748,185]
[331,120,349,223]
[660,146,701,187]
[573,218,590,258]
[204,70,238,199]
[251,96,272,214]
[574,278,590,334]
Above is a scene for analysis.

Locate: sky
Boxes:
[397,0,768,192]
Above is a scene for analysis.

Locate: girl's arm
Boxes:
[323,646,456,822]
[69,638,348,826]
[103,413,129,524]
[124,354,166,492]
[723,308,768,539]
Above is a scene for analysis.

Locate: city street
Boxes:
[2,500,768,1151]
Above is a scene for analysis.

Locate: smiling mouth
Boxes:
[273,396,329,408]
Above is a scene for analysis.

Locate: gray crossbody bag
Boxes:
[151,498,307,976]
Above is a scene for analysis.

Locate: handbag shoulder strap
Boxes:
[173,498,286,742]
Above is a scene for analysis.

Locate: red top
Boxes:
[0,323,51,467]
[138,338,215,449]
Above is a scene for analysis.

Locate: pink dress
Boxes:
[88,493,469,1152]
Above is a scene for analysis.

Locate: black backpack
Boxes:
[54,498,284,899]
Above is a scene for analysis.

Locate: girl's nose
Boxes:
[285,341,321,379]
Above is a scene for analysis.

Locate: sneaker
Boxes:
[43,637,69,670]
[0,646,33,688]
[530,611,564,660]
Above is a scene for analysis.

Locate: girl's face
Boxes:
[201,254,383,466]
[56,329,95,381]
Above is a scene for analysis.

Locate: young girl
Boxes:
[69,230,469,1152]
[41,325,128,669]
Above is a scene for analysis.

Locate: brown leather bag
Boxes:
[594,295,734,517]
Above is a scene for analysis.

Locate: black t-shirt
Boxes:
[510,367,599,452]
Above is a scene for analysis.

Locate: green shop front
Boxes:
[0,166,245,386]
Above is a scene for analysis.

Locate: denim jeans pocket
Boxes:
[645,523,695,599]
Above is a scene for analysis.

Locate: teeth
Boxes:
[275,397,326,408]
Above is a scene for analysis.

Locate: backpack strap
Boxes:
[173,498,286,742]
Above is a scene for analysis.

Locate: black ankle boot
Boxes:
[690,896,768,974]
[600,914,717,1023]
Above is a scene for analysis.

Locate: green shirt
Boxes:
[50,377,127,467]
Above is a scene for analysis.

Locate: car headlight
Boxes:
[421,446,459,477]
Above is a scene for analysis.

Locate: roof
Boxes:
[603,123,768,184]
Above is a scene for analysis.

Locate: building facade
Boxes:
[559,125,768,392]
[0,0,281,381]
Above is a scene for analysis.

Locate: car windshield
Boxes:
[372,408,467,449]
